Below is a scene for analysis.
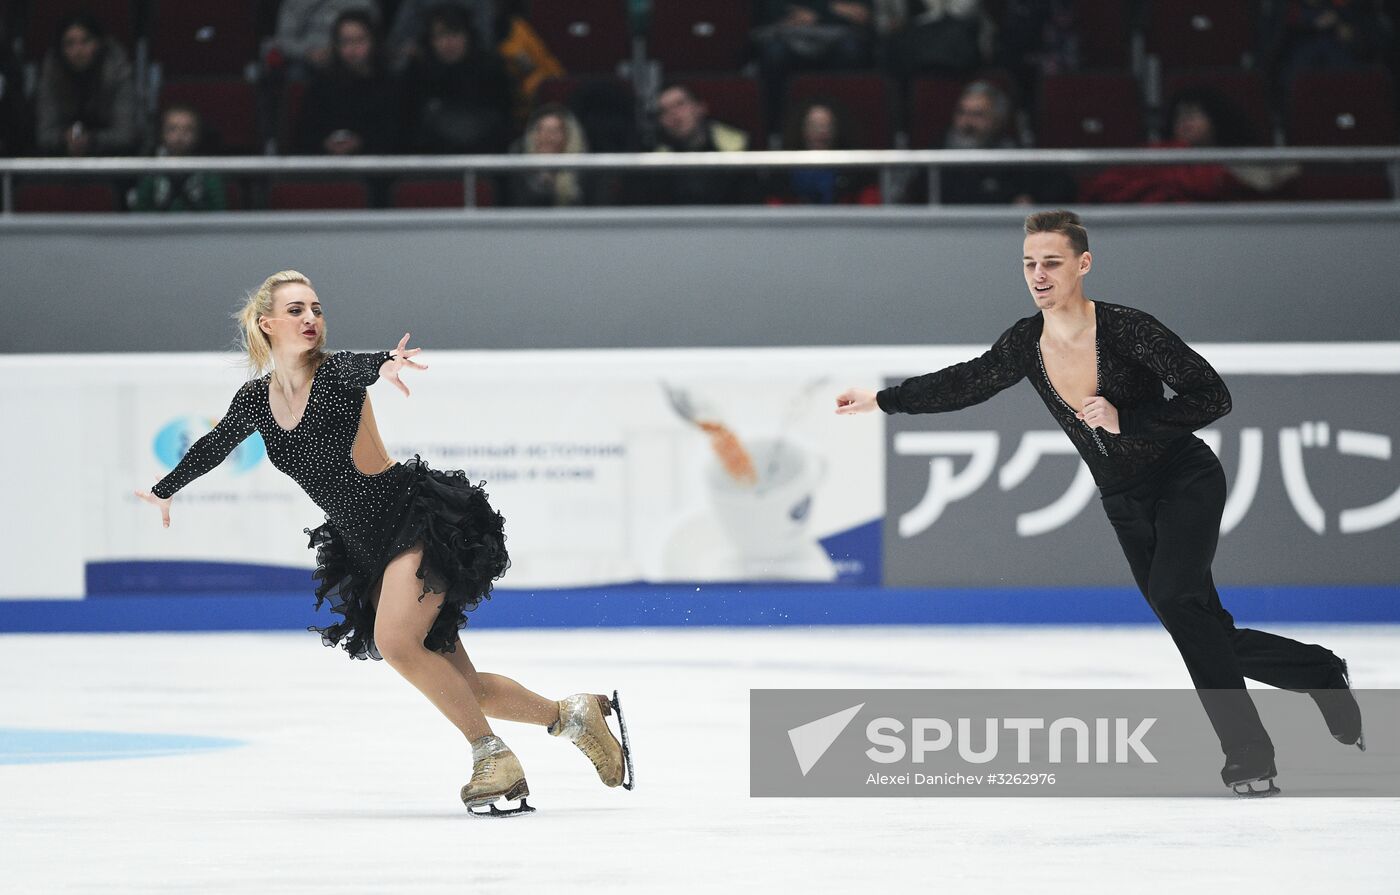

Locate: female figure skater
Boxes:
[836,211,1362,797]
[135,270,633,816]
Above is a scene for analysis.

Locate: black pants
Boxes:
[1101,439,1341,756]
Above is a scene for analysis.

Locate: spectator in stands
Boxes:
[297,11,403,155]
[644,82,754,205]
[882,0,994,79]
[403,4,513,154]
[126,105,226,212]
[0,21,32,156]
[933,80,1054,205]
[389,0,495,70]
[35,13,138,156]
[766,97,879,204]
[493,0,565,127]
[1266,0,1395,87]
[941,80,1027,204]
[1079,88,1298,203]
[502,103,594,207]
[753,1,874,130]
[269,0,382,74]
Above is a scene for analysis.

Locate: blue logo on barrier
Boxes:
[154,416,265,474]
[0,727,245,765]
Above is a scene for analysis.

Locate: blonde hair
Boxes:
[235,270,326,375]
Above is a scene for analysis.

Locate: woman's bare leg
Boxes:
[444,636,561,727]
[373,545,491,742]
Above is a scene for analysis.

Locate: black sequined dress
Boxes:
[151,351,510,659]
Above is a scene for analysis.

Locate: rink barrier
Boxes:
[2,584,1397,633]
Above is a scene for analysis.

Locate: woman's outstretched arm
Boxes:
[135,382,258,527]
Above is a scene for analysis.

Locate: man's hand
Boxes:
[1076,396,1120,434]
[835,388,879,415]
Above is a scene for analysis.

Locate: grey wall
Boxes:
[3,204,1398,354]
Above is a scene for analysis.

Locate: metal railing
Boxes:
[3,146,1399,213]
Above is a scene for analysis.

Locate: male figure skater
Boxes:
[836,210,1363,796]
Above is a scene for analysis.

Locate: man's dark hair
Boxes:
[1024,209,1089,256]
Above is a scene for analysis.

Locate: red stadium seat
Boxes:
[1286,68,1399,146]
[1146,0,1254,70]
[223,179,246,210]
[529,0,630,74]
[1076,0,1130,69]
[1163,68,1272,145]
[268,180,369,210]
[907,77,965,150]
[150,3,259,77]
[25,0,134,62]
[276,80,307,154]
[1037,72,1144,148]
[1292,169,1393,201]
[676,76,766,149]
[159,79,260,154]
[786,73,895,149]
[535,75,630,107]
[390,178,496,208]
[15,182,118,212]
[649,1,752,74]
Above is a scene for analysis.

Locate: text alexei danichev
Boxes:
[866,773,1057,786]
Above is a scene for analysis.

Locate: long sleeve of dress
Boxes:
[150,383,258,498]
[876,319,1030,414]
[1112,310,1232,440]
[328,350,393,388]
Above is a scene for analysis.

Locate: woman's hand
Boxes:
[134,490,173,528]
[1076,396,1120,434]
[381,332,428,397]
[835,388,879,415]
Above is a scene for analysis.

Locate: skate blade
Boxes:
[463,779,533,817]
[466,797,536,818]
[610,689,636,792]
[1230,778,1281,798]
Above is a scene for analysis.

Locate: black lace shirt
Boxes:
[876,301,1232,492]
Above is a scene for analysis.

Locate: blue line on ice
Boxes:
[0,727,244,765]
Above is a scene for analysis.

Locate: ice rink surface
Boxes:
[2,624,1397,895]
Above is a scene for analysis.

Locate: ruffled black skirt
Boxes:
[305,458,510,660]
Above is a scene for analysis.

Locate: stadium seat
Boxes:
[268,180,369,210]
[159,79,260,154]
[24,0,134,62]
[1286,68,1399,146]
[15,182,118,212]
[676,76,766,149]
[529,0,631,74]
[1146,0,1254,69]
[1037,72,1144,148]
[390,178,496,208]
[906,77,967,150]
[1163,68,1272,145]
[786,73,896,149]
[1292,169,1393,201]
[648,1,752,73]
[149,3,259,77]
[1076,0,1131,69]
[276,80,307,154]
